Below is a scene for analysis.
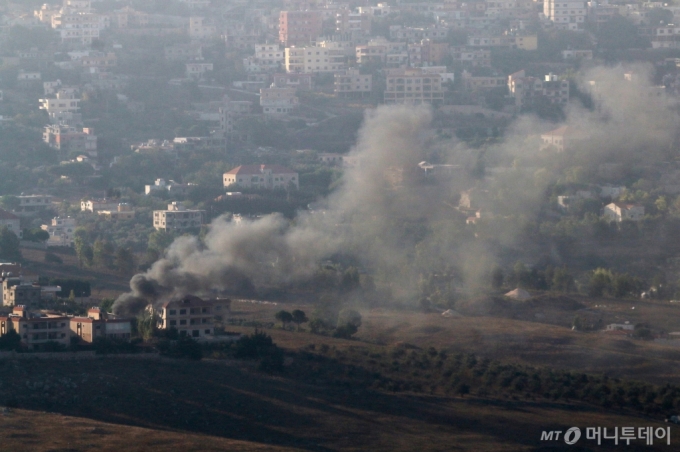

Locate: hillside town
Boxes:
[4,0,680,449]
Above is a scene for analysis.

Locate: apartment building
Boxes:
[335,7,372,34]
[15,195,54,215]
[70,307,131,343]
[156,295,231,338]
[41,217,76,246]
[186,61,213,80]
[389,25,448,41]
[164,43,203,61]
[52,11,106,45]
[2,277,41,308]
[189,16,217,40]
[384,68,444,105]
[219,97,252,137]
[354,38,408,65]
[81,199,118,212]
[0,209,20,238]
[285,45,347,73]
[243,44,284,73]
[461,70,506,90]
[273,73,314,91]
[467,34,538,50]
[279,10,323,46]
[223,164,299,189]
[39,90,81,124]
[153,202,205,231]
[259,86,299,115]
[97,204,135,221]
[334,69,372,97]
[408,40,450,66]
[0,306,70,351]
[544,0,587,31]
[43,125,97,156]
[450,46,491,67]
[507,70,569,108]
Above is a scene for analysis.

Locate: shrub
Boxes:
[44,252,63,264]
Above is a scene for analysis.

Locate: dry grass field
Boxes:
[1,355,678,452]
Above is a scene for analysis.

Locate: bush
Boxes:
[234,330,284,372]
[332,323,358,339]
[0,329,21,351]
[157,335,202,360]
[44,252,63,264]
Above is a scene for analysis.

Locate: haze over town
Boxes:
[3,0,680,450]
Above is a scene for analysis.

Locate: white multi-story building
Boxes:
[223,165,299,189]
[153,202,205,231]
[39,90,81,124]
[243,44,284,73]
[186,62,213,80]
[507,70,569,109]
[544,0,587,31]
[384,68,444,105]
[81,199,118,212]
[51,10,106,45]
[219,97,252,137]
[259,86,299,115]
[284,46,347,73]
[189,16,217,40]
[43,125,97,156]
[15,195,53,216]
[41,217,76,246]
[334,69,372,97]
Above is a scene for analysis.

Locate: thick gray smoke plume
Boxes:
[113,64,680,316]
[114,105,437,315]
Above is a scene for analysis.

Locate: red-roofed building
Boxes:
[0,208,20,237]
[223,164,299,189]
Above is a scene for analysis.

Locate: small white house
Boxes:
[604,202,644,222]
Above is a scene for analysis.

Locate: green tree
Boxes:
[275,310,293,329]
[291,309,308,331]
[0,195,20,211]
[92,239,115,268]
[100,298,115,313]
[0,226,21,262]
[22,228,50,242]
[147,229,175,254]
[551,267,575,293]
[137,310,156,341]
[0,329,21,350]
[74,236,93,267]
[114,247,136,274]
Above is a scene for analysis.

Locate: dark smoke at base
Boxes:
[114,106,436,314]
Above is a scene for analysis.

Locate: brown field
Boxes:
[1,355,678,452]
[229,296,680,385]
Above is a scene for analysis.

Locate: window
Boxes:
[180,320,187,325]
[169,309,176,315]
[170,320,177,326]
[179,309,186,315]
